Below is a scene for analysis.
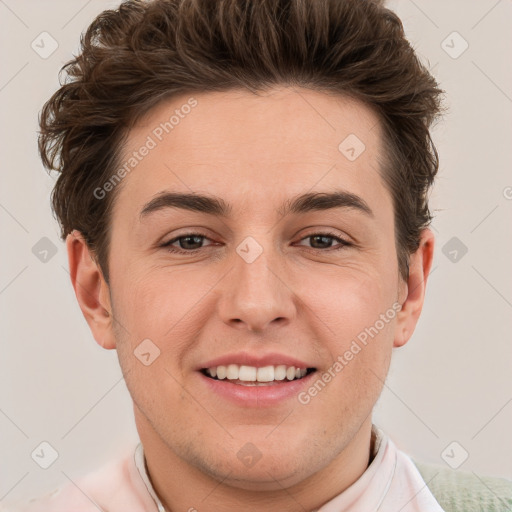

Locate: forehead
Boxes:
[113,87,388,220]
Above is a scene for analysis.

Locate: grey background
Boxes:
[1,0,511,505]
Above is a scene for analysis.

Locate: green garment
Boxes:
[414,460,512,512]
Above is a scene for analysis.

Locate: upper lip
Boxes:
[197,351,314,371]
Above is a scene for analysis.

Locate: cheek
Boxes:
[299,265,396,345]
[297,268,396,401]
[111,267,217,368]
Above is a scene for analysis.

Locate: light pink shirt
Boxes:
[8,426,445,511]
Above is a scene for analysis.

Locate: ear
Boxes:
[394,228,435,348]
[66,230,116,350]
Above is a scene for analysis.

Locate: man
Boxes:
[13,0,511,511]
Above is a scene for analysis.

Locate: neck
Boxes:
[137,414,374,512]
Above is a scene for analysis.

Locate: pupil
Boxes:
[182,235,202,249]
[312,235,331,249]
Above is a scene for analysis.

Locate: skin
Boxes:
[67,87,434,512]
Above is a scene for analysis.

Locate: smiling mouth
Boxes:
[201,364,316,385]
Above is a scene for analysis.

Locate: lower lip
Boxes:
[199,371,316,407]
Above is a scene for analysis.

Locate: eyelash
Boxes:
[161,231,352,254]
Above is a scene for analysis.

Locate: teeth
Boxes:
[226,364,239,380]
[274,365,287,380]
[257,366,274,382]
[204,364,311,383]
[239,365,257,381]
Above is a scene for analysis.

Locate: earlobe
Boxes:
[66,230,116,350]
[393,228,435,348]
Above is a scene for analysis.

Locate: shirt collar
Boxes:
[134,442,166,512]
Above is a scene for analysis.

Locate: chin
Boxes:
[190,436,324,490]
[206,456,316,491]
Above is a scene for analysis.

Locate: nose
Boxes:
[216,243,297,333]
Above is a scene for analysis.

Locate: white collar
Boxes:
[134,442,166,512]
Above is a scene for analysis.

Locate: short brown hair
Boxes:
[39,0,443,284]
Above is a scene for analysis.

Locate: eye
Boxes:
[161,233,213,253]
[296,231,352,251]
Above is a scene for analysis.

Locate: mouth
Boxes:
[200,364,317,386]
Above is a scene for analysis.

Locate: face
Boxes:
[74,87,417,490]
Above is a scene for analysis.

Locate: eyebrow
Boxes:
[139,190,373,220]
